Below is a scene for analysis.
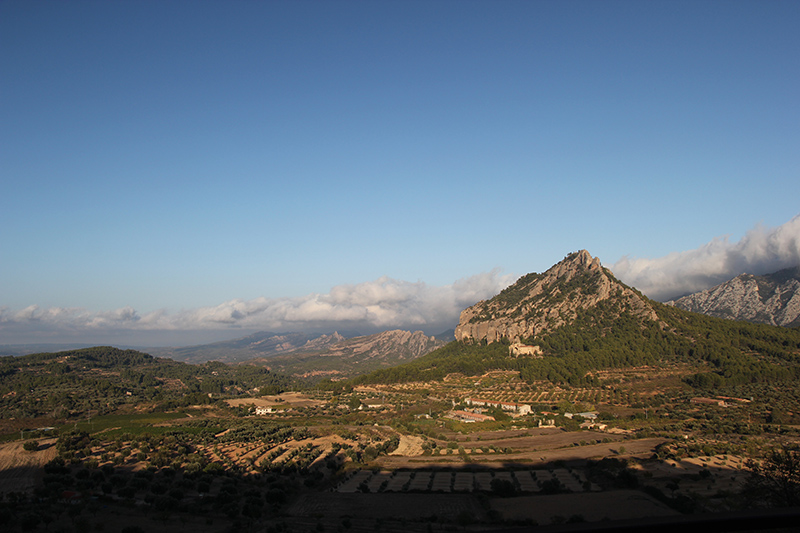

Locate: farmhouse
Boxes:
[580,420,608,431]
[446,410,496,423]
[564,411,598,420]
[361,398,388,409]
[509,343,543,357]
[465,398,532,415]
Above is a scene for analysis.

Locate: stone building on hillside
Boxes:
[509,343,543,357]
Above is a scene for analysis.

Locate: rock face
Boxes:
[300,332,346,351]
[454,250,659,343]
[669,266,800,327]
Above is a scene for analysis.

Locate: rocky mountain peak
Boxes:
[669,266,800,327]
[301,331,346,350]
[454,250,658,344]
[561,249,601,272]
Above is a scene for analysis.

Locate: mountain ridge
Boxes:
[148,330,346,364]
[669,266,800,328]
[249,329,449,379]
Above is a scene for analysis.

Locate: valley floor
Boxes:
[3,365,800,532]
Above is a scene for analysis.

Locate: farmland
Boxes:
[3,358,800,533]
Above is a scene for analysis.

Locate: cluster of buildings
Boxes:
[254,406,283,415]
[444,397,535,423]
[446,410,497,423]
[464,398,532,416]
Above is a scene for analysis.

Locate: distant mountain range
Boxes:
[148,331,348,364]
[248,329,450,379]
[148,329,451,379]
[668,266,800,328]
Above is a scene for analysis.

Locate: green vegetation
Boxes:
[743,445,800,507]
[355,301,800,390]
[0,347,296,420]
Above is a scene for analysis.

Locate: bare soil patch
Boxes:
[389,435,424,456]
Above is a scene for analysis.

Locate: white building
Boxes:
[465,398,532,415]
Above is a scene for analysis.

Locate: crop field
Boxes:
[61,411,202,437]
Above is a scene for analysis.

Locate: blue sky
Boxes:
[1,1,799,346]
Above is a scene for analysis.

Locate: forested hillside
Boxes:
[0,346,294,419]
[354,287,800,390]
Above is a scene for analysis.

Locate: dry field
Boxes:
[225,391,325,409]
[378,428,664,469]
[0,416,59,437]
[0,438,57,494]
[388,434,425,456]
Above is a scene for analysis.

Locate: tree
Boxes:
[490,478,516,497]
[744,446,800,507]
[348,396,362,410]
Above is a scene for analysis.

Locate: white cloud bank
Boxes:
[5,214,799,347]
[0,271,516,346]
[610,214,800,302]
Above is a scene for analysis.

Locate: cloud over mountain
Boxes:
[0,271,516,346]
[611,214,800,302]
[5,214,799,347]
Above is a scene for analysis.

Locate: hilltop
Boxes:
[669,265,800,327]
[455,250,658,343]
[356,250,800,388]
[0,346,294,424]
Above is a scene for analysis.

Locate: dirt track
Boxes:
[0,438,57,494]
